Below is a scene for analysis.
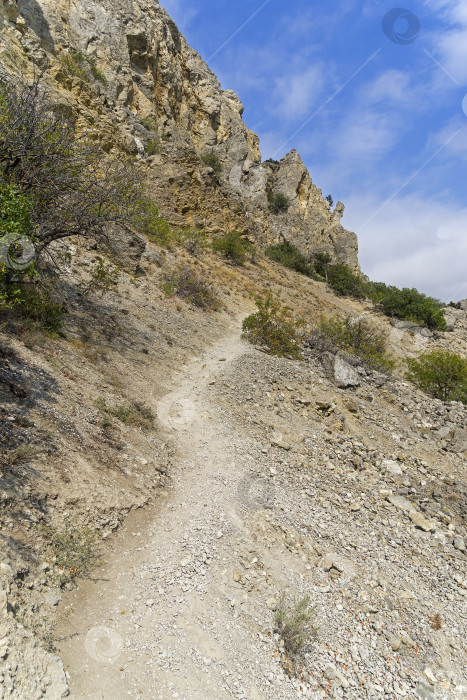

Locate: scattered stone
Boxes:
[409,509,435,532]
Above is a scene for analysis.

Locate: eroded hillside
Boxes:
[0,1,466,699]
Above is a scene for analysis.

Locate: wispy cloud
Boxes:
[273,66,326,120]
[343,193,467,301]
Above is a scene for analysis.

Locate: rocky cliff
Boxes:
[0,0,359,270]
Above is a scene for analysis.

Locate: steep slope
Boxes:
[1,0,359,269]
[0,2,466,700]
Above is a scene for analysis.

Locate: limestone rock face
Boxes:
[0,0,360,270]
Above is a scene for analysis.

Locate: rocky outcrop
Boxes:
[0,0,360,271]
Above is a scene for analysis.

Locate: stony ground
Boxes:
[56,318,466,699]
[1,246,466,700]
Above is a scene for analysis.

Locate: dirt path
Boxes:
[57,320,270,700]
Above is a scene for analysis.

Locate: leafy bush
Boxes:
[82,257,121,296]
[11,284,65,336]
[59,51,88,80]
[268,191,290,214]
[0,74,149,261]
[326,264,366,298]
[140,116,157,131]
[86,58,108,86]
[59,50,107,86]
[96,397,155,430]
[312,252,332,277]
[265,241,315,277]
[242,292,304,359]
[309,315,394,372]
[264,158,280,165]
[146,138,161,156]
[163,266,220,310]
[178,226,208,256]
[406,349,467,402]
[45,517,99,585]
[0,183,35,307]
[275,594,316,660]
[212,231,256,265]
[201,152,222,182]
[325,194,334,208]
[134,201,173,248]
[367,282,446,330]
[0,182,33,239]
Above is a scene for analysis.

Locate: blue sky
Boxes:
[160,0,467,302]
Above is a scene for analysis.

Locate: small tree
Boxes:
[268,191,290,214]
[212,231,256,265]
[325,194,333,208]
[242,292,304,359]
[265,241,315,277]
[406,349,467,402]
[326,263,366,298]
[201,152,222,183]
[309,315,394,372]
[0,74,150,264]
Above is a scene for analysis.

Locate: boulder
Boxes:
[324,354,360,388]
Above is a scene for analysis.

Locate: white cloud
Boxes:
[427,0,467,85]
[343,194,467,301]
[273,66,326,120]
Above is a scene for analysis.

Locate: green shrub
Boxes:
[146,138,161,156]
[59,51,108,86]
[242,292,304,359]
[11,284,65,336]
[0,183,35,307]
[45,516,99,585]
[265,241,315,277]
[264,158,280,165]
[212,231,256,265]
[140,116,157,131]
[406,349,467,402]
[367,282,446,330]
[268,191,290,214]
[275,594,316,660]
[96,397,154,430]
[87,59,108,87]
[201,152,222,182]
[0,182,34,239]
[59,51,88,81]
[309,315,394,372]
[163,266,220,310]
[326,264,366,298]
[178,226,208,256]
[312,252,332,277]
[134,201,173,248]
[82,257,121,296]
